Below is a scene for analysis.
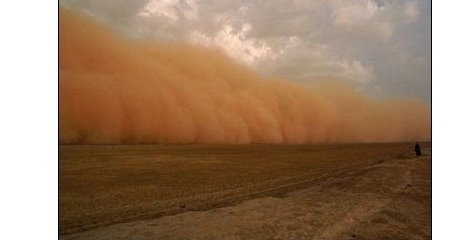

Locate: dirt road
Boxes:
[60,143,430,239]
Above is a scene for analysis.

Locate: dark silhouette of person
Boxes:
[414,143,421,157]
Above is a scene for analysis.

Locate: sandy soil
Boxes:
[60,143,430,239]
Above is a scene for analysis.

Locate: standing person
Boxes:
[414,143,422,156]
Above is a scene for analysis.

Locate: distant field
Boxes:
[59,142,430,237]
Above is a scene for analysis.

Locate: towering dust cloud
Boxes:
[59,8,430,144]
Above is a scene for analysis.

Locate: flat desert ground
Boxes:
[59,143,431,240]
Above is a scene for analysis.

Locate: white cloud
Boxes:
[190,22,274,64]
[285,36,301,49]
[337,60,375,83]
[332,0,379,26]
[138,0,200,21]
[139,0,179,20]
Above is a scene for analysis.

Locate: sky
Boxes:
[59,0,431,102]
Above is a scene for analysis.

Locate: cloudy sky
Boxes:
[60,0,430,102]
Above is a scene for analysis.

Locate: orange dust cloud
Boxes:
[59,8,430,144]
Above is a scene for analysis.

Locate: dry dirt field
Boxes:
[59,143,431,239]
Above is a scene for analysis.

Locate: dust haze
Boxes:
[59,8,430,144]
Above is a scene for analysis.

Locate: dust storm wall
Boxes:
[59,8,430,144]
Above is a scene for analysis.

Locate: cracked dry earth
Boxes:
[60,144,430,240]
